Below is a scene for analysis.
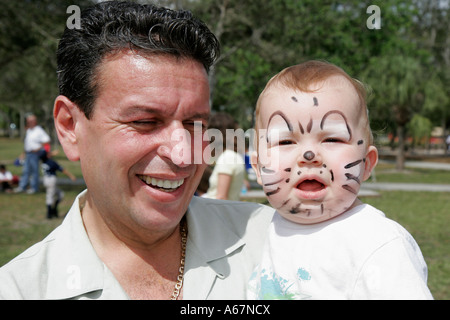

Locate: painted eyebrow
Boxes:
[267,111,293,131]
[320,110,352,140]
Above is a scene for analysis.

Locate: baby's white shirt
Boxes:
[247,204,433,300]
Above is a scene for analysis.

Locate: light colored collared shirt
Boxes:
[0,190,274,299]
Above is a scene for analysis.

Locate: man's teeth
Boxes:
[138,175,184,190]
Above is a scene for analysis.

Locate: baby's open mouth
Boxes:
[138,175,184,193]
[297,179,325,192]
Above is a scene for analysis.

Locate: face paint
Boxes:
[313,97,318,106]
[256,81,373,224]
[303,151,315,161]
[320,110,352,141]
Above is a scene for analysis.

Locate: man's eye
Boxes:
[130,120,158,128]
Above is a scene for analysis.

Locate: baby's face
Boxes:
[254,77,377,224]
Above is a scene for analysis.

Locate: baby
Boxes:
[247,60,433,299]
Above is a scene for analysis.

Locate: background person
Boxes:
[39,150,76,219]
[15,114,50,194]
[205,112,246,200]
[0,164,15,193]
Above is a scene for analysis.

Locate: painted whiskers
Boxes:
[259,95,367,218]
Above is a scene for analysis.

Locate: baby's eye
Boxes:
[279,139,295,146]
[323,138,345,143]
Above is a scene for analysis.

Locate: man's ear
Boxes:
[362,145,378,182]
[53,95,82,161]
[250,150,263,186]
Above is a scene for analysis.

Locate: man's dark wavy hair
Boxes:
[56,1,220,119]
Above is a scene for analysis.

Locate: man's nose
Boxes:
[158,123,193,167]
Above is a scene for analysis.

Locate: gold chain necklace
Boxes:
[170,217,187,300]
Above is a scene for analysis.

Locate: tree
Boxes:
[408,114,433,150]
[362,54,425,170]
[0,0,93,139]
[413,0,450,139]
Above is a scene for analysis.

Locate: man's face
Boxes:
[254,77,376,224]
[74,52,210,234]
[27,116,37,128]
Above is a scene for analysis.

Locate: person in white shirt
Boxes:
[247,60,433,300]
[205,112,245,201]
[15,114,50,194]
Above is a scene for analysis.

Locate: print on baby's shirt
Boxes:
[248,267,312,300]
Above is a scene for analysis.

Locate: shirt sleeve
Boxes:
[352,236,433,299]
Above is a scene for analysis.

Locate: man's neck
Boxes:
[80,193,185,299]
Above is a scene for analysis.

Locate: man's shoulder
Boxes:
[188,196,274,240]
[0,227,61,299]
[190,196,274,220]
[0,190,107,300]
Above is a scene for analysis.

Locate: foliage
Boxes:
[408,114,433,147]
[189,0,449,138]
[0,0,93,134]
[0,0,449,165]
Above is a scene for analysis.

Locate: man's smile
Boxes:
[137,175,185,192]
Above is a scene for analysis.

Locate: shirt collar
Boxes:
[45,192,248,300]
[45,190,128,299]
[183,197,247,299]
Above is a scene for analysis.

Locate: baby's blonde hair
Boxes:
[255,60,373,147]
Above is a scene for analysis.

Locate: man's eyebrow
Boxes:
[119,106,160,117]
[187,112,210,122]
[119,106,210,122]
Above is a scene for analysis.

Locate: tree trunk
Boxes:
[396,125,406,171]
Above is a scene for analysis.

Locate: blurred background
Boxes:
[0,0,449,299]
[0,0,449,169]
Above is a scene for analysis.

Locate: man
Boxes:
[15,114,50,194]
[0,1,273,299]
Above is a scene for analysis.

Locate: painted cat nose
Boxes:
[303,151,315,161]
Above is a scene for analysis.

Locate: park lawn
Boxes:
[0,189,448,300]
[372,161,450,184]
[0,186,85,265]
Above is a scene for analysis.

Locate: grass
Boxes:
[0,137,85,265]
[1,137,449,299]
[373,161,450,184]
[0,187,85,264]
